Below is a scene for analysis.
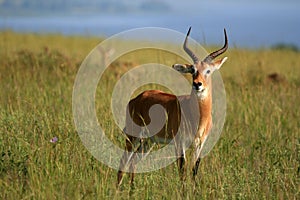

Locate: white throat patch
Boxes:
[196,88,208,100]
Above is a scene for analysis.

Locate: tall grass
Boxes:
[0,31,299,199]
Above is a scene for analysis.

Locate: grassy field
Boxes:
[0,31,299,199]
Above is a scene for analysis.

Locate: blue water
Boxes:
[0,7,299,48]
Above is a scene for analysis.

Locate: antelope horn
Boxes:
[183,27,199,64]
[203,29,228,63]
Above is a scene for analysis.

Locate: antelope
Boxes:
[117,27,228,186]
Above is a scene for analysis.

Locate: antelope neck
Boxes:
[189,83,212,126]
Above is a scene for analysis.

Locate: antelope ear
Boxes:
[212,57,228,70]
[172,64,196,74]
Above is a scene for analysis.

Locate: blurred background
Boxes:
[0,0,299,48]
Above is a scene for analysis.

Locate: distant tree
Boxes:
[272,43,299,52]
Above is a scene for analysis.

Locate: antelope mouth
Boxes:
[194,88,207,99]
[193,87,205,93]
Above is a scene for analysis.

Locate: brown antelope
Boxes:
[117,27,228,186]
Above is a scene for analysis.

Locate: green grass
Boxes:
[0,31,299,199]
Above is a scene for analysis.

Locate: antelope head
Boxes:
[173,27,228,99]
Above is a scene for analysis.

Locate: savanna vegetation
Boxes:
[0,31,299,199]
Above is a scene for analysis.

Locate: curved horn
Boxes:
[203,29,228,63]
[183,27,199,64]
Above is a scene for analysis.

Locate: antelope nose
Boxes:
[193,82,202,90]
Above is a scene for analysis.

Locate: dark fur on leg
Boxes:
[192,158,201,179]
[177,153,186,181]
[117,170,124,187]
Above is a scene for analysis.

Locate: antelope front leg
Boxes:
[192,127,205,179]
[193,131,210,180]
[192,137,201,179]
[192,146,201,178]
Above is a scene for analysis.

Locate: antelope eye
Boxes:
[206,70,211,74]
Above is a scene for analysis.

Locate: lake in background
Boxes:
[0,1,299,48]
